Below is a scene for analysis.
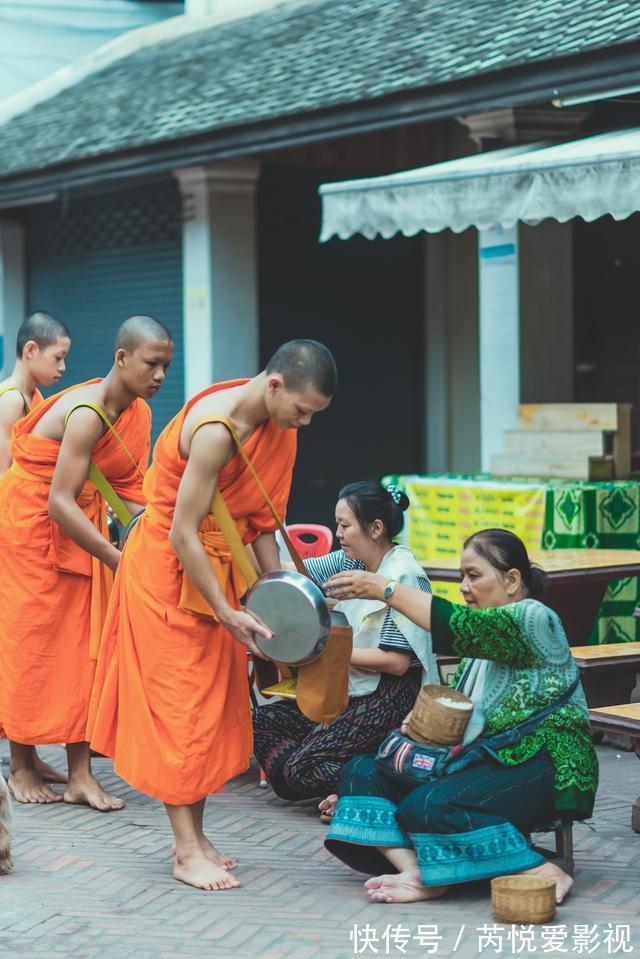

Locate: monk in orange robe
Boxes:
[0,311,72,802]
[88,339,336,889]
[0,315,173,811]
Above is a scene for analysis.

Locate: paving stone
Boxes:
[0,742,639,958]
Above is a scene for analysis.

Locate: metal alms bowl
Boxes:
[246,568,332,665]
[121,511,143,547]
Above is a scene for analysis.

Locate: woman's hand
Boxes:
[221,609,273,659]
[324,570,387,601]
[400,710,413,735]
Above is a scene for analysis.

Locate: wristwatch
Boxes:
[382,579,397,604]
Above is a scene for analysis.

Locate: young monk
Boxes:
[0,315,173,811]
[0,311,72,801]
[88,339,336,889]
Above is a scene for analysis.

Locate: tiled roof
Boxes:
[2,0,640,178]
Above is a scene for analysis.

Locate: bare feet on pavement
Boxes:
[520,861,573,904]
[63,775,125,812]
[365,869,450,903]
[171,836,237,870]
[33,754,68,784]
[9,768,62,803]
[173,850,241,891]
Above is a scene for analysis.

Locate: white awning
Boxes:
[319,127,640,240]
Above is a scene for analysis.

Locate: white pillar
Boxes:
[0,220,26,377]
[478,225,520,471]
[175,161,261,396]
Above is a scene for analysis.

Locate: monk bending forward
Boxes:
[88,340,336,890]
[0,316,173,811]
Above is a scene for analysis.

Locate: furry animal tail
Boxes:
[0,771,13,875]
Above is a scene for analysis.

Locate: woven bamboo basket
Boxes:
[491,876,556,924]
[406,684,473,746]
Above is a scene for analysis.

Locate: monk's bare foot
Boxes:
[33,754,68,784]
[64,776,125,812]
[171,837,237,870]
[173,850,241,891]
[520,861,573,904]
[199,835,237,870]
[365,869,449,904]
[8,768,62,804]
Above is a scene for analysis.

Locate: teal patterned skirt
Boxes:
[325,750,558,885]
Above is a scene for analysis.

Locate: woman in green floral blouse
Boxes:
[322,529,598,905]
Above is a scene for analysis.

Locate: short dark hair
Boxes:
[266,339,337,397]
[464,528,546,597]
[338,480,410,541]
[115,315,173,352]
[17,311,70,357]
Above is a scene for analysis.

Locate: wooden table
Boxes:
[571,643,640,708]
[423,549,640,647]
[589,702,640,831]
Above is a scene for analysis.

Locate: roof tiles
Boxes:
[1,0,640,178]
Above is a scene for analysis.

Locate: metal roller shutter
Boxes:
[27,182,184,440]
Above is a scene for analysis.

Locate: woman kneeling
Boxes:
[252,482,438,815]
[323,529,598,905]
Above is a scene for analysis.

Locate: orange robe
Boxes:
[0,381,151,745]
[87,380,297,805]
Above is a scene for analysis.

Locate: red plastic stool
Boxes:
[286,523,333,559]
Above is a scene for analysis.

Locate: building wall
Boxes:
[520,220,573,403]
[574,212,640,448]
[424,229,480,473]
[258,164,425,527]
[26,181,184,439]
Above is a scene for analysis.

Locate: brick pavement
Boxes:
[0,743,638,959]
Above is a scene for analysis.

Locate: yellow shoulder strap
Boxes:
[0,384,29,416]
[64,401,142,527]
[190,413,307,579]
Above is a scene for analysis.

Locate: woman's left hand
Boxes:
[324,570,387,601]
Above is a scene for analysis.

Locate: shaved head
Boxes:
[115,315,173,353]
[266,339,337,397]
[17,311,70,357]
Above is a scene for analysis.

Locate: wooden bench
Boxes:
[531,822,574,876]
[589,703,640,832]
[571,643,640,709]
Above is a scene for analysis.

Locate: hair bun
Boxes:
[386,484,410,511]
[528,565,547,597]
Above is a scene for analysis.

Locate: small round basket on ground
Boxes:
[491,875,556,924]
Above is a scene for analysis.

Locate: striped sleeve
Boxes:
[303,551,365,588]
[379,576,431,664]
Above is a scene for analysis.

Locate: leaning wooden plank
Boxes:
[589,456,615,481]
[613,404,632,478]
